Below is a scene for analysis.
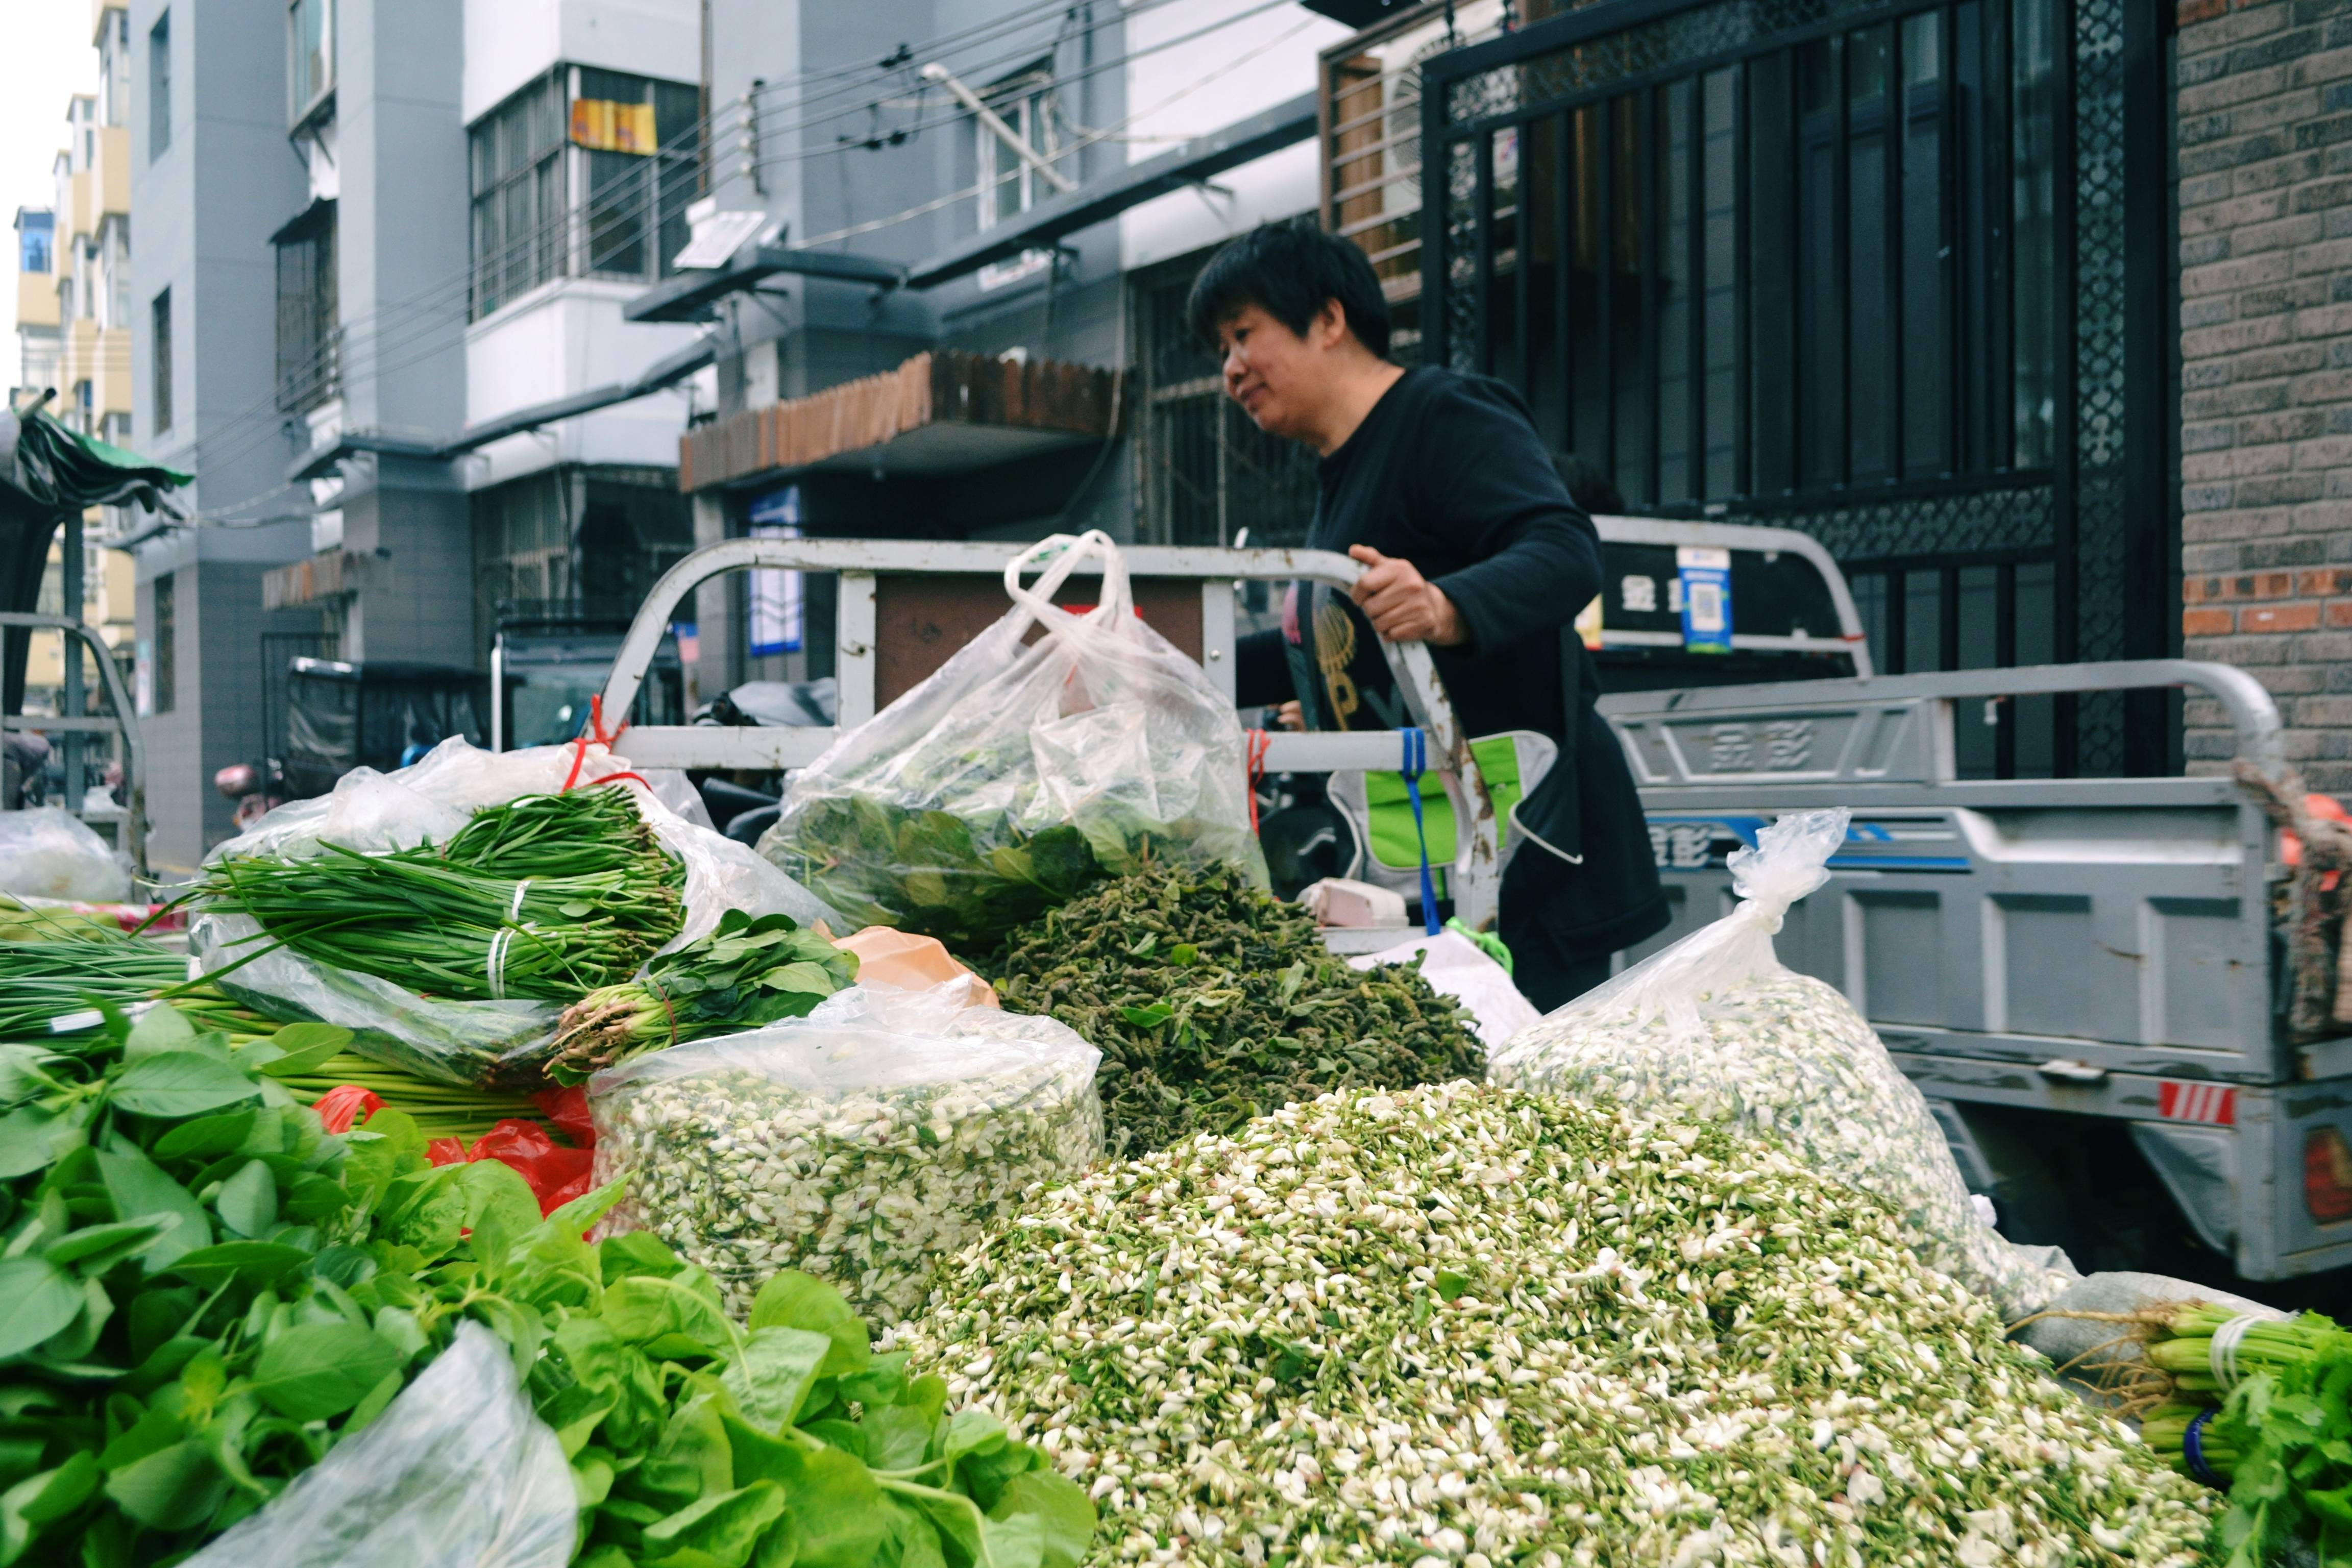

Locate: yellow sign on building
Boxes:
[569,99,656,155]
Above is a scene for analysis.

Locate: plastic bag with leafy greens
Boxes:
[190,737,844,1088]
[591,978,1103,1322]
[759,531,1267,948]
[180,1322,575,1568]
[1487,807,2073,1318]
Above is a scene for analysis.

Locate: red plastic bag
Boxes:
[312,1085,384,1135]
[423,1119,593,1216]
[532,1085,596,1148]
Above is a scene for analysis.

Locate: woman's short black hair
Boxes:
[1184,219,1392,360]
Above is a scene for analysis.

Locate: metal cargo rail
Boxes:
[595,536,1514,927]
[1600,661,2352,1279]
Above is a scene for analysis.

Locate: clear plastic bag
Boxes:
[1487,808,2070,1317]
[761,531,1267,948]
[180,1322,575,1568]
[0,805,131,902]
[1347,929,1540,1046]
[190,738,844,1086]
[591,978,1104,1322]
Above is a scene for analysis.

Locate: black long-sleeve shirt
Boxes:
[1239,364,1668,967]
[1237,365,1601,743]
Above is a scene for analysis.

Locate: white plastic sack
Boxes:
[190,737,844,1086]
[761,531,1266,948]
[592,978,1103,1322]
[1487,808,2071,1317]
[0,805,130,902]
[181,1323,575,1568]
[1348,929,1540,1046]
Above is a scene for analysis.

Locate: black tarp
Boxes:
[0,404,192,715]
[283,658,490,799]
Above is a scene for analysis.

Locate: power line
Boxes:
[181,0,1131,474]
[188,1,1322,508]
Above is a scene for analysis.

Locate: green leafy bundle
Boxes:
[547,910,861,1086]
[0,939,193,1043]
[0,994,1096,1566]
[0,1006,429,1562]
[762,796,1104,952]
[985,864,1487,1156]
[271,1050,552,1143]
[2136,1301,2352,1564]
[197,786,687,1003]
[548,1262,1093,1568]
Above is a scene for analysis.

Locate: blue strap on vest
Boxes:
[1399,727,1441,936]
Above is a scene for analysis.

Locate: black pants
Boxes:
[1493,840,1669,1017]
[1502,913,1616,1015]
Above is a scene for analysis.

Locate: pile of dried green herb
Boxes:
[983,864,1485,1156]
[894,1082,2217,1567]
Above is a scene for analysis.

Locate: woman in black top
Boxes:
[1193,220,1669,1012]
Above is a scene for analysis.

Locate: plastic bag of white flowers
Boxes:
[590,977,1104,1324]
[1487,806,2074,1317]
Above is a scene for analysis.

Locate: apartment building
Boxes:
[11,210,60,401]
[124,0,714,866]
[648,0,1353,699]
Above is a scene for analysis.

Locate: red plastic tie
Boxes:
[560,693,634,792]
[1245,728,1271,833]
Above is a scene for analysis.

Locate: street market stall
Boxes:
[0,532,2305,1565]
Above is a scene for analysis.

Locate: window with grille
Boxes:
[1430,4,2061,509]
[274,203,337,414]
[1130,254,1319,550]
[151,571,175,717]
[470,68,700,320]
[1412,0,2168,778]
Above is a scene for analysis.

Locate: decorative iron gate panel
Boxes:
[1419,0,2176,776]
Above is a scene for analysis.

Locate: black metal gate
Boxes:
[1420,0,2177,776]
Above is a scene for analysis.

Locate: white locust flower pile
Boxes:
[1488,969,2068,1319]
[893,1082,2213,1567]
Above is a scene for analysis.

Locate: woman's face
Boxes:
[1216,302,1329,443]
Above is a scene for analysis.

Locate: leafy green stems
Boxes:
[547,910,859,1086]
[981,862,1486,1156]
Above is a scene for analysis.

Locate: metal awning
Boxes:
[678,349,1118,492]
[288,333,716,483]
[622,246,910,325]
[622,91,1319,322]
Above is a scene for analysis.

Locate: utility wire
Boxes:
[189,1,1325,512]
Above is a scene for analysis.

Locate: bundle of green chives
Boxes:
[197,785,686,1003]
[0,939,191,1042]
[0,938,280,1048]
[274,1051,549,1143]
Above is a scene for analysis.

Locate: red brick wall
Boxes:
[2177,0,2352,784]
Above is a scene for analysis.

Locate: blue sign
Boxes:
[1676,545,1732,653]
[747,486,802,657]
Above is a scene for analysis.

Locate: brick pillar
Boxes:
[2178,0,2352,787]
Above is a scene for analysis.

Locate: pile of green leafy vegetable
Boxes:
[2135,1301,2352,1561]
[546,909,861,1086]
[760,795,1106,951]
[983,863,1487,1156]
[0,995,1092,1565]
